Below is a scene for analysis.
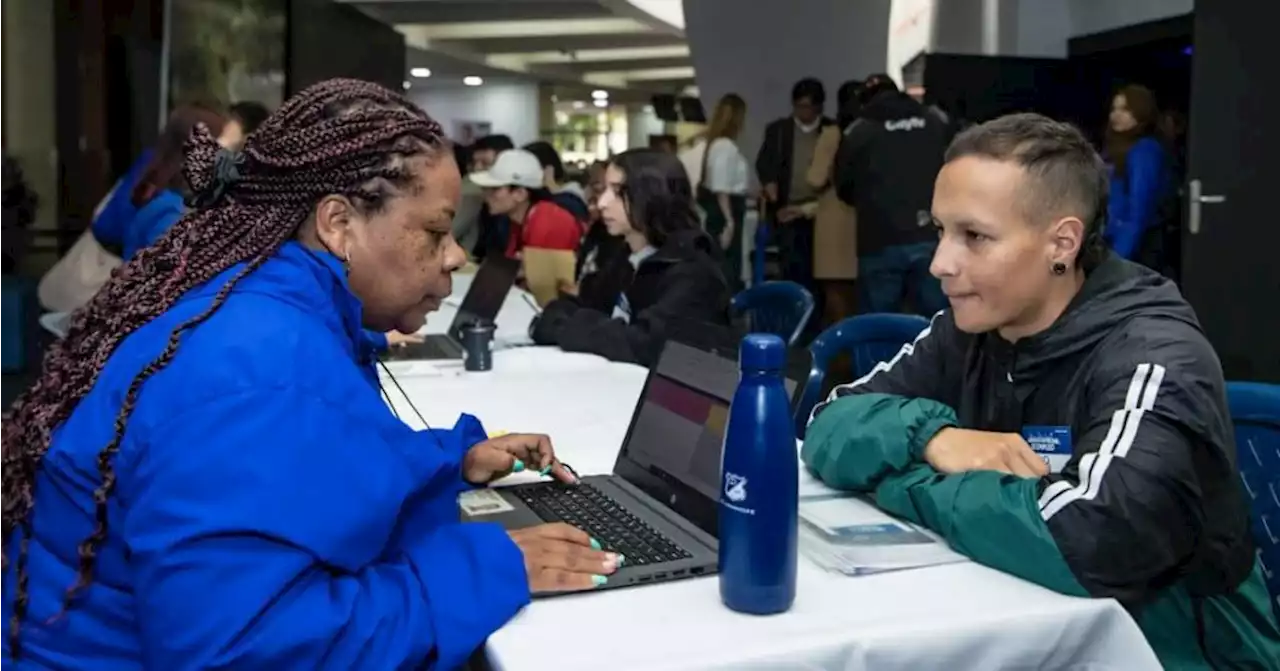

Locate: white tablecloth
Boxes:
[384,279,1161,671]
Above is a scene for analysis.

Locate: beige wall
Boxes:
[4,0,58,237]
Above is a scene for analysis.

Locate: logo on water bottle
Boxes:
[724,472,748,503]
[721,472,755,515]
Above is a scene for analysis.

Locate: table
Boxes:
[386,280,1161,671]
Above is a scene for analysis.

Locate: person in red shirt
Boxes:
[469,148,582,259]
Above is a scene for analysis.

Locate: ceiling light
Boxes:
[572,101,585,110]
[402,81,411,90]
[463,76,483,86]
[410,67,431,78]
[643,104,655,114]
[593,99,609,108]
[591,89,609,100]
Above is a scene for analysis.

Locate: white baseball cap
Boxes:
[469,149,544,189]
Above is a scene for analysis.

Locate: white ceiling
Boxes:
[338,0,693,93]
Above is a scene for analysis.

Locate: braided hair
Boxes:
[1,78,446,655]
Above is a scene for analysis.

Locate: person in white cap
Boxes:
[469,148,582,261]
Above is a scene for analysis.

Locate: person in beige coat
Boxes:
[780,80,860,328]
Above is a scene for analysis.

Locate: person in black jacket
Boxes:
[835,74,949,316]
[531,149,730,366]
[803,113,1280,668]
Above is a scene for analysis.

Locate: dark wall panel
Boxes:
[287,0,406,97]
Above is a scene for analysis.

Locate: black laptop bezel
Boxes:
[448,255,520,340]
[610,321,810,539]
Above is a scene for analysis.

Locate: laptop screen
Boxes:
[449,256,520,338]
[613,334,802,538]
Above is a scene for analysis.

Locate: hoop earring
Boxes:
[1051,262,1068,276]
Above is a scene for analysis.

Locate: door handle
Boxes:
[1188,179,1227,235]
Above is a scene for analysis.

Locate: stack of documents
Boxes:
[798,472,969,576]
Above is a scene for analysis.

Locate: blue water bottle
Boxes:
[718,333,798,614]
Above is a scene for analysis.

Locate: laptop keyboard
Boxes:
[515,483,694,566]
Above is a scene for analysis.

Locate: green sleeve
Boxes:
[802,393,1087,597]
[800,393,957,492]
[874,464,1088,597]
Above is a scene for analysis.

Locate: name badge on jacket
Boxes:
[1021,425,1072,473]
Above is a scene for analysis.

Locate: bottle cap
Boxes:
[739,333,786,371]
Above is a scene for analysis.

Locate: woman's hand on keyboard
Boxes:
[509,523,622,593]
[463,433,578,485]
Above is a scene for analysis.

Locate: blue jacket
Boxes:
[121,189,186,260]
[91,150,154,249]
[2,242,529,669]
[1106,137,1170,260]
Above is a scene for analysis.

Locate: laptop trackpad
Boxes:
[458,488,543,529]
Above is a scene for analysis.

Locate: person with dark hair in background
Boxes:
[835,73,949,316]
[1104,84,1173,265]
[229,100,271,138]
[803,113,1280,669]
[576,159,626,283]
[469,133,514,172]
[531,149,730,366]
[2,155,39,274]
[469,134,516,260]
[1,79,615,669]
[122,103,232,259]
[523,140,591,223]
[90,104,229,257]
[757,78,836,315]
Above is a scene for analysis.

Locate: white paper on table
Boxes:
[798,471,968,576]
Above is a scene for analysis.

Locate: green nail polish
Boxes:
[592,574,608,586]
[512,459,525,472]
[539,465,552,476]
[590,537,601,551]
[617,554,626,567]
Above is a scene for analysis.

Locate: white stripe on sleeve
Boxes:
[1038,363,1166,521]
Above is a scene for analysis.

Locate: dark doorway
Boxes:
[1178,0,1279,381]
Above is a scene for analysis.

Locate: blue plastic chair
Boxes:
[730,281,814,346]
[794,313,931,437]
[1227,381,1280,618]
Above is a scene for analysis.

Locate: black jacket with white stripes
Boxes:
[801,252,1278,667]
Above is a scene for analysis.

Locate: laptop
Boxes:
[381,255,520,361]
[460,322,809,594]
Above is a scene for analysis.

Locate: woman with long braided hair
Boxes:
[2,79,619,669]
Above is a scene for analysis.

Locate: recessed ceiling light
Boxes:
[463,76,484,86]
[643,104,655,113]
[572,101,585,110]
[591,89,609,100]
[402,81,411,90]
[410,67,431,78]
[593,99,609,108]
